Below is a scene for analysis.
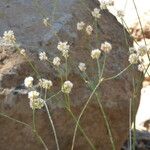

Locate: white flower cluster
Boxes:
[128,45,150,70]
[91,49,101,59]
[117,10,125,18]
[57,41,70,58]
[3,30,16,44]
[98,0,114,10]
[77,22,93,35]
[39,78,53,90]
[24,76,34,88]
[28,90,40,99]
[43,18,50,27]
[77,22,85,31]
[28,91,44,110]
[53,57,61,67]
[57,41,70,51]
[0,30,16,50]
[61,81,73,94]
[128,53,139,64]
[101,41,112,53]
[137,45,148,57]
[86,25,93,35]
[30,98,45,110]
[20,49,26,56]
[91,8,101,19]
[78,62,86,72]
[136,44,150,76]
[24,77,48,110]
[39,51,48,61]
[138,64,145,72]
[129,47,136,54]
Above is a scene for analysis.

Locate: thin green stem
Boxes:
[97,58,101,78]
[65,58,68,80]
[0,112,31,127]
[46,91,62,101]
[104,64,132,81]
[66,108,96,150]
[16,47,40,78]
[32,109,36,131]
[100,54,106,79]
[94,92,115,150]
[51,0,59,24]
[67,94,71,110]
[131,71,136,150]
[71,80,102,150]
[121,18,129,47]
[44,102,60,150]
[0,112,48,150]
[132,0,146,46]
[129,98,132,149]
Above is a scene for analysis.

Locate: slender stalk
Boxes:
[44,102,60,150]
[46,91,62,101]
[97,58,101,77]
[132,74,136,150]
[0,112,48,150]
[104,64,132,81]
[65,57,68,80]
[66,108,96,150]
[51,0,59,24]
[129,98,132,149]
[66,94,71,110]
[121,18,129,47]
[32,109,36,131]
[85,53,115,149]
[0,112,31,127]
[71,80,102,150]
[16,47,40,78]
[132,0,146,46]
[94,92,115,150]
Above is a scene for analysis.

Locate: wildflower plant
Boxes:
[0,0,148,150]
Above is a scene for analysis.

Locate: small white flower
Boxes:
[24,76,34,88]
[99,0,114,9]
[137,45,147,56]
[20,49,26,56]
[129,47,136,54]
[43,18,50,27]
[78,62,86,72]
[30,98,44,110]
[117,10,124,18]
[53,57,61,66]
[3,30,16,44]
[100,1,107,10]
[107,0,114,6]
[62,49,69,58]
[61,81,73,94]
[39,78,53,90]
[101,41,112,53]
[86,25,93,35]
[39,52,48,61]
[28,91,40,100]
[57,41,70,52]
[91,49,101,59]
[77,22,85,30]
[138,64,145,72]
[128,53,139,64]
[91,8,101,19]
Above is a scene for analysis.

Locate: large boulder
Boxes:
[0,0,141,149]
